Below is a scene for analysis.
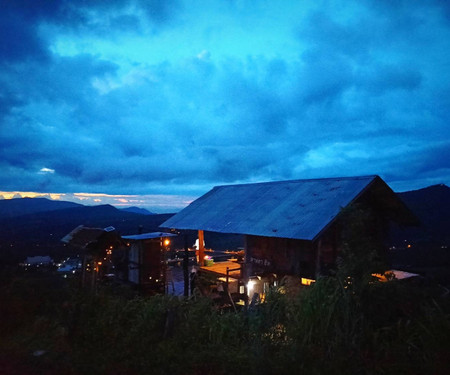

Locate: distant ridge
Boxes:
[0,185,448,268]
[0,197,82,218]
[395,184,450,244]
[121,206,154,215]
[398,184,449,203]
[0,202,174,265]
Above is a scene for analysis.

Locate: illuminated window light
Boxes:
[301,278,315,286]
[247,279,256,295]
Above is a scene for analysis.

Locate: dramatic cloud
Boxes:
[0,0,449,211]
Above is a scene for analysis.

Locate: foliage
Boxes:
[1,267,449,374]
[337,203,388,284]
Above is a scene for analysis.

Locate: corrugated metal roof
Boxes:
[61,225,108,247]
[160,175,384,241]
[122,232,177,241]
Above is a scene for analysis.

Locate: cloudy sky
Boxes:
[1,0,449,212]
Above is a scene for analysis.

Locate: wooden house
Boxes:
[61,225,123,288]
[121,232,176,294]
[160,175,417,299]
[62,226,176,293]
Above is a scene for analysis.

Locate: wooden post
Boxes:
[243,235,250,281]
[81,254,87,288]
[183,233,189,297]
[315,239,322,279]
[138,241,143,287]
[198,230,205,267]
[91,259,97,291]
[243,236,249,309]
[226,267,229,291]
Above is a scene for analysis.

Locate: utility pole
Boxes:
[183,233,189,297]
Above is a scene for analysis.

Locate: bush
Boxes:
[1,269,449,374]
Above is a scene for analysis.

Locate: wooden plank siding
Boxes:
[161,176,417,284]
[246,235,316,279]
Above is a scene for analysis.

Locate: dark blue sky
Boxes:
[0,0,449,211]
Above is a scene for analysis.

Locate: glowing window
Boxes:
[301,278,315,286]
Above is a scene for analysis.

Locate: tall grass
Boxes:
[1,269,449,374]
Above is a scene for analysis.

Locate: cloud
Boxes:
[0,10,47,63]
[0,0,449,201]
[139,0,182,24]
[39,168,55,174]
[0,0,181,65]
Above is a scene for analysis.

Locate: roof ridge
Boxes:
[214,175,379,189]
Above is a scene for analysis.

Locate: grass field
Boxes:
[1,267,449,375]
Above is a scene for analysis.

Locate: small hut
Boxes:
[121,232,176,294]
[61,225,123,288]
[160,175,418,301]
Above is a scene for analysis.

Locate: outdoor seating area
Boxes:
[199,259,242,278]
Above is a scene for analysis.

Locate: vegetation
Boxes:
[0,204,448,374]
[0,266,449,375]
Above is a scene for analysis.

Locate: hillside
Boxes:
[0,185,448,267]
[0,197,83,218]
[396,184,450,243]
[121,206,154,215]
[389,184,450,281]
[0,202,174,265]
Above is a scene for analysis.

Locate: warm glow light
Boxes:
[0,191,196,212]
[247,279,255,295]
[0,191,45,199]
[301,278,315,286]
[164,239,170,246]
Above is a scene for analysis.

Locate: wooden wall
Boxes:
[128,239,166,293]
[239,185,397,280]
[246,235,316,279]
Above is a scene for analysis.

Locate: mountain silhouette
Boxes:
[0,185,448,269]
[121,206,155,215]
[0,197,82,218]
[0,202,173,264]
[394,184,450,244]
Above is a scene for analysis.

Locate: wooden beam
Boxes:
[198,230,205,267]
[183,233,189,297]
[315,238,322,279]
